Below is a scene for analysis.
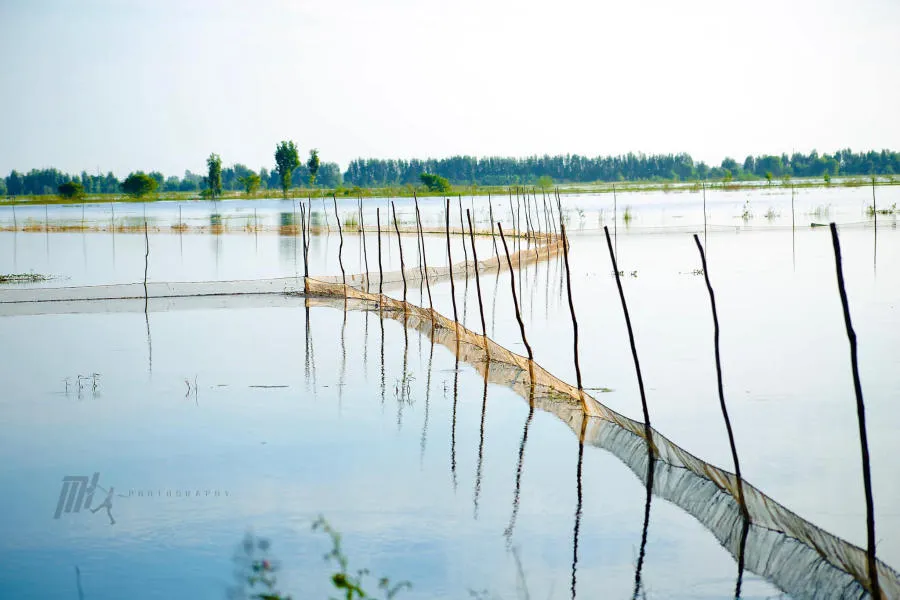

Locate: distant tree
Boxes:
[0,177,7,197]
[207,153,223,198]
[420,173,451,192]
[239,172,262,195]
[274,141,300,198]
[121,172,158,198]
[164,176,181,192]
[536,175,553,189]
[723,169,733,183]
[58,181,85,199]
[824,172,831,185]
[765,171,773,185]
[6,170,24,195]
[259,167,270,190]
[148,171,165,190]
[307,149,320,186]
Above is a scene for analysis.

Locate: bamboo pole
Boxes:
[603,226,652,441]
[445,199,459,325]
[498,224,533,362]
[829,222,880,600]
[488,194,499,260]
[466,210,488,348]
[560,222,583,394]
[693,234,749,520]
[333,195,345,287]
[391,201,406,306]
[414,195,433,314]
[458,195,469,279]
[360,198,369,292]
[143,221,149,313]
[299,203,308,278]
[376,207,384,295]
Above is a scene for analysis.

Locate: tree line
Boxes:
[1,144,340,197]
[343,149,900,186]
[3,148,898,197]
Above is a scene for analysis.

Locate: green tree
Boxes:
[239,172,262,195]
[536,175,553,189]
[275,141,300,198]
[419,173,451,192]
[207,153,223,198]
[121,172,158,198]
[307,149,320,186]
[824,172,831,185]
[58,181,85,199]
[765,171,773,185]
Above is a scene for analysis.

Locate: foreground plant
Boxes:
[313,516,411,600]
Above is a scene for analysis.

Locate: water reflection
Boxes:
[473,364,488,519]
[632,438,654,599]
[420,336,434,465]
[450,354,459,491]
[504,380,535,543]
[570,417,586,600]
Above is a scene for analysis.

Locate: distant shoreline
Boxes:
[1,175,896,207]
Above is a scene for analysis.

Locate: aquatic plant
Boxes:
[342,214,360,231]
[394,371,415,404]
[741,200,753,221]
[0,272,51,283]
[622,206,633,223]
[765,207,778,220]
[229,533,292,600]
[866,203,897,216]
[313,516,411,599]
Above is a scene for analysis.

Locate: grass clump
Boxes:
[0,272,51,284]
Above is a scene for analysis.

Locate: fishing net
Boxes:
[1,223,896,599]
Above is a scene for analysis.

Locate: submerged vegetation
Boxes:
[231,518,411,600]
[0,272,51,283]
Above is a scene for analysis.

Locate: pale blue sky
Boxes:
[1,0,898,177]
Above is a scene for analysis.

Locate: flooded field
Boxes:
[0,187,898,599]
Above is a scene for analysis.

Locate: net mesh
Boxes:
[0,225,896,599]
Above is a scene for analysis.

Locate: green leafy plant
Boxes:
[313,516,411,599]
[230,533,292,600]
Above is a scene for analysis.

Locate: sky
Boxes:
[1,0,899,178]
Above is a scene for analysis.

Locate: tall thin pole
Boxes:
[458,195,468,278]
[333,195,345,287]
[415,196,433,313]
[487,195,499,260]
[445,199,459,325]
[829,222,880,600]
[466,210,488,343]
[701,181,707,246]
[376,207,384,295]
[391,201,406,305]
[603,226,652,440]
[360,198,369,292]
[143,221,149,312]
[498,224,532,362]
[299,203,308,278]
[560,223,583,391]
[693,234,749,520]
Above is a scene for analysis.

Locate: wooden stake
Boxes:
[498,224,532,362]
[603,226,651,441]
[560,222,583,391]
[466,209,488,344]
[299,203,308,278]
[391,200,406,305]
[414,195,433,313]
[143,221,149,312]
[376,207,383,295]
[829,222,880,600]
[693,234,749,520]
[333,195,345,287]
[445,199,459,325]
[360,198,369,292]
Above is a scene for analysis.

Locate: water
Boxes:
[0,188,897,598]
